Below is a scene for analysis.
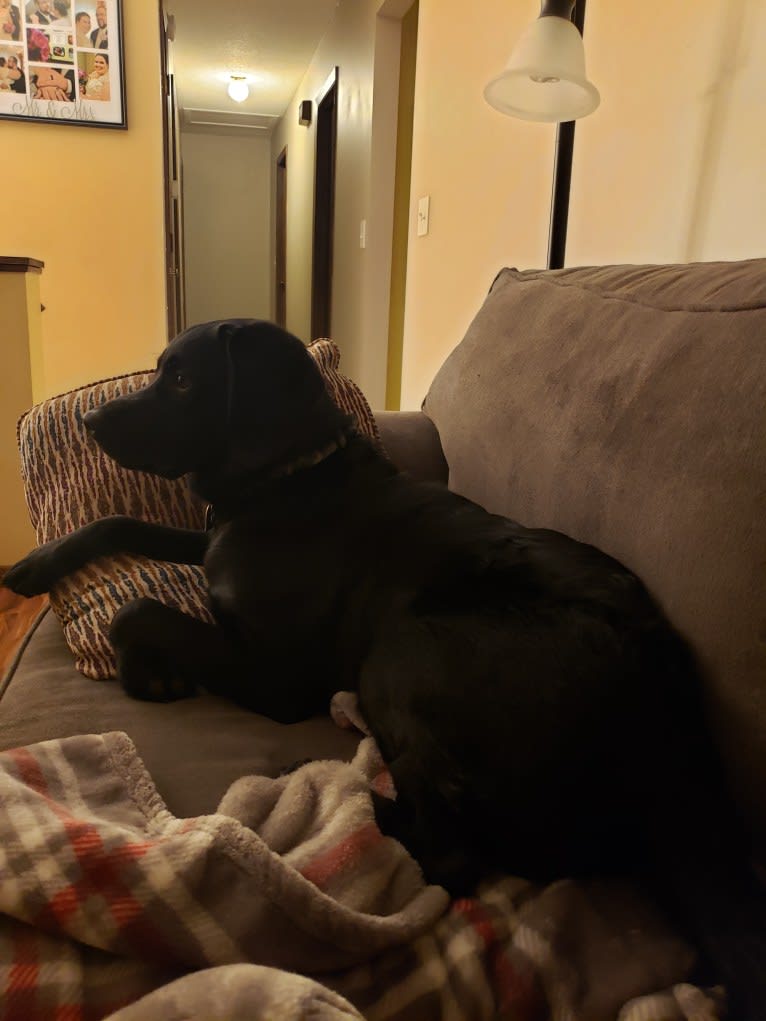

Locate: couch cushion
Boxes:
[423,260,766,845]
[375,411,448,484]
[17,339,379,679]
[19,367,212,677]
[0,609,359,817]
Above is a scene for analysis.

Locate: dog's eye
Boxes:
[173,372,191,392]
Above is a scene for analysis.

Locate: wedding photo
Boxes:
[0,0,123,124]
[0,0,21,41]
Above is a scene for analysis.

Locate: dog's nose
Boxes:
[82,410,98,435]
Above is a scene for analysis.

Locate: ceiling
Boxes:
[167,0,339,129]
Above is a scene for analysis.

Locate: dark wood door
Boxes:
[275,147,287,328]
[311,68,338,340]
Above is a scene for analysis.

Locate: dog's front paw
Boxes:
[2,540,68,596]
[115,644,198,703]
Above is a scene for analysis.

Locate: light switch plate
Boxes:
[417,195,430,237]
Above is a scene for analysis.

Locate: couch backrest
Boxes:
[423,260,766,846]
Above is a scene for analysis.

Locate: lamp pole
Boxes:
[547,0,587,269]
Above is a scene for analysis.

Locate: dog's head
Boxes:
[83,320,345,487]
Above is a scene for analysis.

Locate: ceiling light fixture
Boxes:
[227,75,249,103]
[484,0,599,123]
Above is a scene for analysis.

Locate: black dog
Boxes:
[4,320,765,1016]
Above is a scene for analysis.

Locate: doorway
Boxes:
[311,68,338,341]
[275,147,288,328]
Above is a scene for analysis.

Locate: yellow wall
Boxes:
[400,0,552,408]
[568,0,766,265]
[2,0,167,400]
[400,0,766,408]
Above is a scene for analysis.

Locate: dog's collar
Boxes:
[204,424,354,529]
[270,426,350,480]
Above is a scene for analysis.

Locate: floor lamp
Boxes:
[483,0,599,270]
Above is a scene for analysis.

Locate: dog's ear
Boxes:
[223,321,345,472]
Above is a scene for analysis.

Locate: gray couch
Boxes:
[2,258,765,864]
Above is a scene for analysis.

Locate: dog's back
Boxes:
[350,457,696,869]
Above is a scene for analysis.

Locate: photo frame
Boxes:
[0,0,126,128]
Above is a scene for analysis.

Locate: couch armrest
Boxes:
[374,411,448,484]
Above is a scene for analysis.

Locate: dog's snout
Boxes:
[82,410,98,435]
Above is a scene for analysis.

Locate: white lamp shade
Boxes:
[227,77,249,103]
[484,15,600,122]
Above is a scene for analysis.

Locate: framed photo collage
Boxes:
[0,0,125,128]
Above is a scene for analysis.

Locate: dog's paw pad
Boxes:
[117,647,197,703]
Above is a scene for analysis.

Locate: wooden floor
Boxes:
[0,582,47,678]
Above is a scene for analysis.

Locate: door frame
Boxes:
[159,3,185,340]
[310,67,339,341]
[157,2,184,338]
[275,146,288,328]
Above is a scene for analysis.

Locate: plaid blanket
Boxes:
[0,699,725,1021]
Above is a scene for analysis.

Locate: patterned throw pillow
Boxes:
[17,339,380,679]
